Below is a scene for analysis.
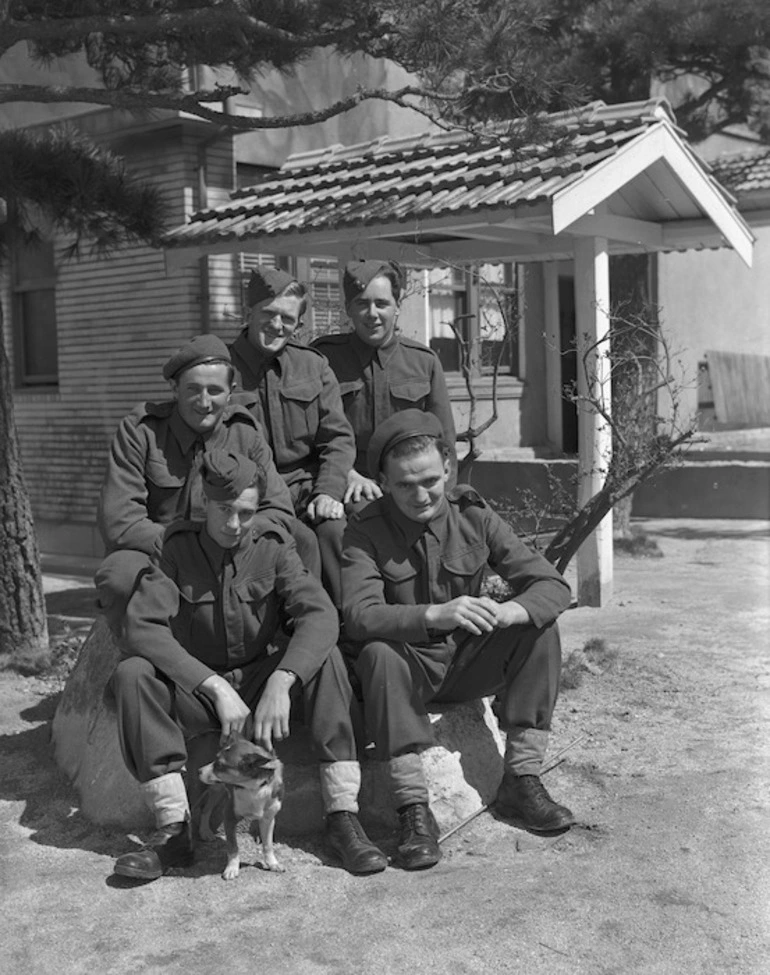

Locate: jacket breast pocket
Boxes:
[389,379,431,408]
[441,545,488,597]
[235,577,278,637]
[280,379,322,440]
[176,584,216,650]
[380,557,419,603]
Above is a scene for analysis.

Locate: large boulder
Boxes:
[52,620,504,836]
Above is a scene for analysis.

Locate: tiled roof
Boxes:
[711,148,770,196]
[164,98,709,250]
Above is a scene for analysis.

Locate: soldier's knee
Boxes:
[355,639,400,679]
[111,656,155,696]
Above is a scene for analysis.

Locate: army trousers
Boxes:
[112,645,360,783]
[355,621,562,761]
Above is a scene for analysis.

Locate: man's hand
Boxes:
[490,599,531,628]
[344,469,383,505]
[199,675,251,742]
[425,596,499,636]
[306,493,344,523]
[252,669,297,750]
[424,596,530,635]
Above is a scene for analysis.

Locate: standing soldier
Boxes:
[229,266,356,607]
[95,334,296,634]
[313,259,457,507]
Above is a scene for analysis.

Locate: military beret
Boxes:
[201,450,259,501]
[162,334,231,381]
[247,265,298,307]
[342,259,405,305]
[367,409,444,475]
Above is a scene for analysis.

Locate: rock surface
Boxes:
[51,618,504,835]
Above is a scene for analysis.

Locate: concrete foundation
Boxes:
[51,618,505,837]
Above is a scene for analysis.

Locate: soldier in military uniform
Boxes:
[95,334,297,633]
[111,450,387,880]
[341,410,575,871]
[229,266,356,607]
[313,259,457,507]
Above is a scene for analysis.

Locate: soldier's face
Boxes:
[172,363,233,435]
[380,443,450,523]
[348,276,399,348]
[247,293,304,357]
[205,487,260,548]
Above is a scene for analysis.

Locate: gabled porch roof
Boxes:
[163,98,753,268]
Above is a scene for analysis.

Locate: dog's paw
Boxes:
[263,856,285,873]
[222,862,241,881]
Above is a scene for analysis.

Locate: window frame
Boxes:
[10,237,60,388]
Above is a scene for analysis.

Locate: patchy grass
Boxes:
[614,530,663,559]
[561,637,619,690]
[1,624,88,682]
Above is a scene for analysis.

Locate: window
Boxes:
[428,263,518,377]
[12,237,59,387]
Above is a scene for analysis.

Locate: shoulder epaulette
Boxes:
[398,336,434,354]
[286,340,327,360]
[312,333,350,347]
[223,402,259,426]
[251,516,291,544]
[163,519,202,541]
[350,498,386,524]
[131,400,175,420]
[447,484,486,508]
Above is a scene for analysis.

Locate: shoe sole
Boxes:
[326,841,388,875]
[113,854,195,881]
[396,850,442,871]
[495,806,575,834]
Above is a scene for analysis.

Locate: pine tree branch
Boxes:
[0,7,363,57]
[0,81,449,129]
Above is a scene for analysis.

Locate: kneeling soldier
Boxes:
[342,410,575,871]
[111,449,385,880]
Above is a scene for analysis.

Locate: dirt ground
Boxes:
[1,518,768,975]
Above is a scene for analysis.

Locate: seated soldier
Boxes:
[313,259,457,506]
[95,333,311,634]
[341,410,575,871]
[111,450,386,880]
[229,266,356,608]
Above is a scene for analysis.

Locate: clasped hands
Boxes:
[424,595,530,636]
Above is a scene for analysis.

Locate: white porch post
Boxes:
[542,262,563,451]
[573,236,613,606]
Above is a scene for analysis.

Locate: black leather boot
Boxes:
[113,822,194,880]
[396,803,441,870]
[495,774,575,833]
[326,811,387,875]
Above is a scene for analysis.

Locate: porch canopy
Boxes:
[163,98,754,605]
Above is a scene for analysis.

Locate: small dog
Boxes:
[197,734,285,880]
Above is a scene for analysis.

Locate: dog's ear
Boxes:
[239,753,279,776]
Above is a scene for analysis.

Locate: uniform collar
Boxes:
[169,407,229,454]
[350,329,400,366]
[169,407,200,454]
[200,525,255,575]
[232,329,283,382]
[384,493,449,547]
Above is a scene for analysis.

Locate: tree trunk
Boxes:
[0,309,49,657]
[613,494,633,539]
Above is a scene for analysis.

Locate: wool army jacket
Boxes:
[342,486,572,645]
[123,518,338,693]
